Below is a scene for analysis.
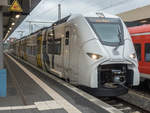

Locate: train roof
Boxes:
[13,13,120,43]
[128,24,150,34]
[52,15,71,26]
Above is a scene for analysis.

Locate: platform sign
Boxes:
[9,0,23,12]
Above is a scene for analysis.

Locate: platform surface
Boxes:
[0,54,122,113]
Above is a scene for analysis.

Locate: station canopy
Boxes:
[2,0,150,39]
[2,0,41,41]
[117,5,150,27]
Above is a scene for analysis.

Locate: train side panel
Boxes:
[65,24,79,84]
[132,34,150,75]
[129,24,150,80]
[41,24,80,84]
[36,33,43,68]
[51,25,65,78]
[26,35,38,66]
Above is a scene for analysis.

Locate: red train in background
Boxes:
[128,24,150,87]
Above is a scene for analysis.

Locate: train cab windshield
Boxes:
[86,17,124,46]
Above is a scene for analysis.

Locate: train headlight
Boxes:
[129,53,136,59]
[87,53,102,60]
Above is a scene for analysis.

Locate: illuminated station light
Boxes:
[3,14,21,41]
[11,22,15,26]
[15,14,20,19]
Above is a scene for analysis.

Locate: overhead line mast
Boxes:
[58,4,61,20]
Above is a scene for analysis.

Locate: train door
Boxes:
[42,30,50,71]
[50,26,63,77]
[134,43,142,70]
[36,33,43,68]
[63,26,71,79]
[142,36,150,74]
[23,40,27,60]
[47,29,53,70]
[132,36,144,73]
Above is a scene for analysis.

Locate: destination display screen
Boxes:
[86,17,121,23]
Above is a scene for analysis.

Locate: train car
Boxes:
[11,13,139,96]
[128,24,150,87]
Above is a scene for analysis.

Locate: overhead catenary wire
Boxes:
[60,0,128,16]
[32,0,65,19]
[97,0,132,11]
[92,0,132,15]
[9,0,135,40]
[72,0,133,15]
[25,21,53,34]
[11,0,65,38]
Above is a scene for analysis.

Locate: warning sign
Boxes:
[9,0,23,12]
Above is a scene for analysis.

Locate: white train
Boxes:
[11,13,140,96]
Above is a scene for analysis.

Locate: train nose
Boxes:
[103,45,124,62]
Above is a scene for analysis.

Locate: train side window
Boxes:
[48,38,61,55]
[54,39,61,55]
[26,46,32,55]
[145,43,150,62]
[134,44,141,61]
[32,46,37,56]
[48,39,53,54]
[65,31,69,45]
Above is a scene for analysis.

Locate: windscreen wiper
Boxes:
[117,27,122,42]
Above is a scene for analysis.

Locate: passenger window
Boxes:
[54,39,61,55]
[32,46,37,56]
[26,46,32,55]
[65,31,69,45]
[48,38,61,55]
[134,44,141,61]
[145,43,150,62]
[48,39,54,54]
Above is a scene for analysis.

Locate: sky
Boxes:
[9,0,150,39]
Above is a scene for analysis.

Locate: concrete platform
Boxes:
[0,53,123,113]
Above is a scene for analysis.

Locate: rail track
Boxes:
[9,54,150,113]
[99,82,150,113]
[100,96,149,113]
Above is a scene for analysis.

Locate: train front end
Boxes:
[76,13,140,96]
